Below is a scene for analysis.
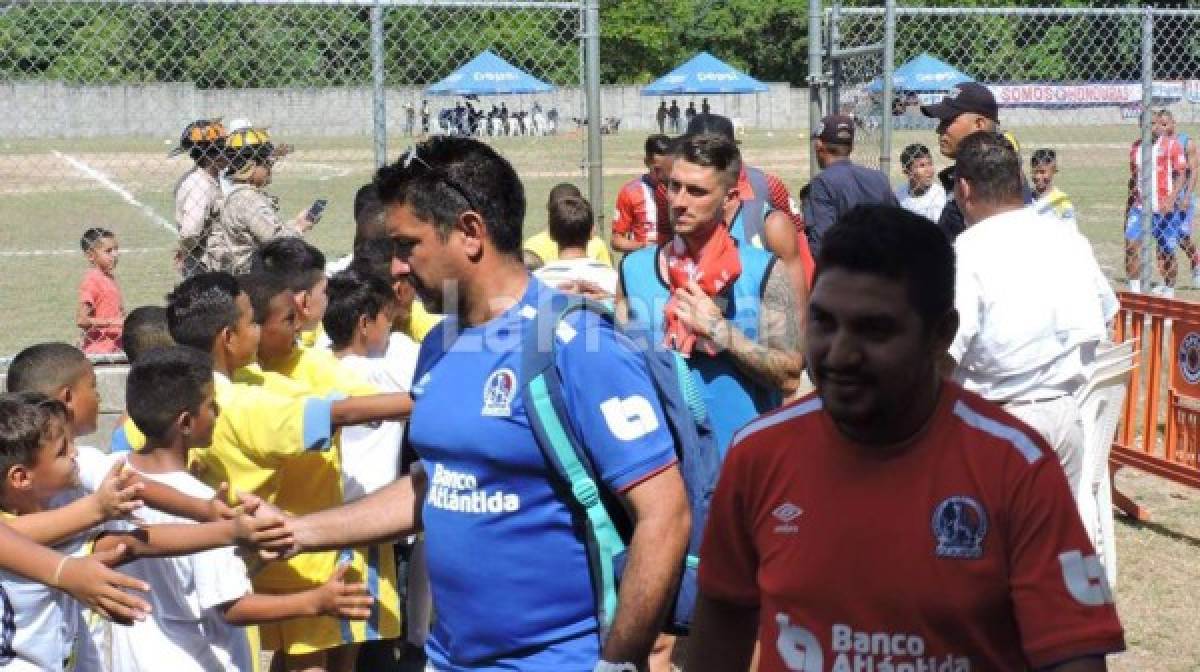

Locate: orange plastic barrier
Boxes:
[1112,291,1200,519]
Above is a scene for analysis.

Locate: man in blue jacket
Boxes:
[803,114,897,255]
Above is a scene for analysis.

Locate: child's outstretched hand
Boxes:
[91,458,144,522]
[314,563,372,620]
[60,545,151,625]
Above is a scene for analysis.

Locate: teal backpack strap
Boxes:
[520,294,628,633]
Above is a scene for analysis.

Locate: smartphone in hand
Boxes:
[306,198,329,225]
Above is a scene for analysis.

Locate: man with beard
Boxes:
[686,205,1125,672]
[617,132,803,457]
[246,135,690,672]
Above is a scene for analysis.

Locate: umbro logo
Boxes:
[772,502,803,534]
[773,502,803,522]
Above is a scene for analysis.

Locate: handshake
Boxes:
[224,491,305,564]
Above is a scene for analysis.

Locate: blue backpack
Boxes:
[519,293,722,637]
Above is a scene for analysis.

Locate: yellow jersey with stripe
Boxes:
[189,372,338,601]
[110,415,146,454]
[255,346,403,654]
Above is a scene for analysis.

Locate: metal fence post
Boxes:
[880,0,896,175]
[808,0,824,178]
[1139,5,1154,291]
[583,0,604,232]
[370,1,386,169]
[829,2,841,115]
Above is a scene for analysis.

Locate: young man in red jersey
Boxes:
[687,204,1125,672]
[612,134,673,254]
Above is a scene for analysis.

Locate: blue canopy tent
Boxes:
[868,53,973,93]
[641,52,769,95]
[426,50,555,96]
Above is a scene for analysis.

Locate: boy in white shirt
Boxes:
[895,143,948,222]
[334,244,430,661]
[321,270,409,501]
[0,394,142,672]
[109,346,373,672]
[0,391,290,672]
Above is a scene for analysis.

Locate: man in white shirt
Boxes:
[533,194,618,299]
[895,142,947,221]
[948,131,1116,502]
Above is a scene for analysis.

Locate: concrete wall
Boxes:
[10,75,1200,144]
[4,80,1178,140]
[0,364,126,453]
[0,81,809,138]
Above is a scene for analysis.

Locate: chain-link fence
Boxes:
[826,4,887,172]
[829,6,1200,299]
[0,0,587,359]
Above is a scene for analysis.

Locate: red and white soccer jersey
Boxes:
[699,384,1125,672]
[1131,135,1187,211]
[613,175,668,244]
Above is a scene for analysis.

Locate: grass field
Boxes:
[3,126,1200,667]
[0,124,1173,360]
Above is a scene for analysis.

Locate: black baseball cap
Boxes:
[920,82,998,123]
[812,114,855,146]
[685,113,736,142]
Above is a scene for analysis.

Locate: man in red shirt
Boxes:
[688,205,1125,672]
[612,134,673,253]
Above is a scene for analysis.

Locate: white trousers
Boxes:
[1004,395,1086,498]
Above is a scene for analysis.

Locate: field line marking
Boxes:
[52,151,177,236]
[286,160,353,182]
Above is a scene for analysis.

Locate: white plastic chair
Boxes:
[1075,344,1136,589]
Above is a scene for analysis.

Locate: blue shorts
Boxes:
[1126,208,1181,255]
[1176,199,1196,235]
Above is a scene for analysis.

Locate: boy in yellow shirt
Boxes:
[253,238,329,349]
[239,271,403,668]
[522,184,613,270]
[167,271,410,672]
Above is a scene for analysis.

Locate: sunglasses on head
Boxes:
[401,146,480,214]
